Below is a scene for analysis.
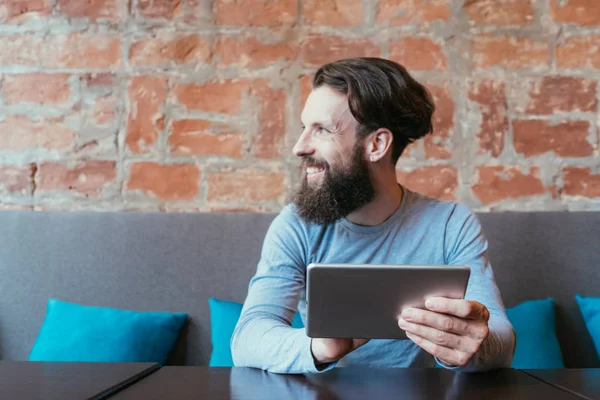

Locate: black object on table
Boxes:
[111,366,581,400]
[0,361,159,400]
[523,369,600,400]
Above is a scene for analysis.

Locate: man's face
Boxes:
[292,85,375,224]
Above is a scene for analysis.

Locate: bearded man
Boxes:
[230,57,516,373]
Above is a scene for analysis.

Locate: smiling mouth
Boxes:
[305,165,326,181]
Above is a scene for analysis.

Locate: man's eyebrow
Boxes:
[300,119,335,129]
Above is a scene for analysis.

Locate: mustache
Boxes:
[301,157,329,168]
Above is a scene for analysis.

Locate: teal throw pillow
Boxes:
[29,298,187,364]
[208,298,304,367]
[506,298,564,369]
[575,294,600,357]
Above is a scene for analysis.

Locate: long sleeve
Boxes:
[441,204,516,372]
[230,208,331,373]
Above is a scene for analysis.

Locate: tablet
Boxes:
[305,263,471,340]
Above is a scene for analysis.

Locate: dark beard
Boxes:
[293,143,375,224]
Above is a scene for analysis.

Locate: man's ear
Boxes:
[364,128,393,163]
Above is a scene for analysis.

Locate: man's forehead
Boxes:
[301,86,351,126]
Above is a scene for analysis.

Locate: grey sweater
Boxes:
[231,188,516,373]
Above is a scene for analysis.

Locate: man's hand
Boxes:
[398,297,490,367]
[311,338,370,365]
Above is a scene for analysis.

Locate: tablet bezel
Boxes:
[305,263,471,340]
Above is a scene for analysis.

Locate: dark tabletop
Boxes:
[0,361,159,400]
[523,369,600,400]
[111,366,581,400]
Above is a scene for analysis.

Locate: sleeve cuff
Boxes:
[435,357,461,370]
[304,336,338,373]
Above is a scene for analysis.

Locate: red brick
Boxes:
[216,36,297,68]
[126,76,168,154]
[138,0,181,19]
[0,34,120,69]
[0,165,34,195]
[130,35,211,66]
[168,119,244,158]
[0,35,44,67]
[82,73,118,88]
[303,0,363,27]
[556,35,600,69]
[207,167,285,203]
[215,0,296,26]
[377,0,451,25]
[396,166,457,200]
[208,206,262,213]
[80,73,119,127]
[424,85,453,159]
[520,76,597,114]
[0,0,51,23]
[389,37,446,71]
[472,35,550,69]
[0,115,75,150]
[563,167,600,198]
[0,34,119,69]
[91,96,118,125]
[465,0,535,25]
[0,204,33,211]
[472,166,546,205]
[252,81,286,159]
[551,0,600,26]
[302,35,380,67]
[171,79,250,113]
[127,162,200,200]
[402,141,420,158]
[37,161,116,197]
[47,34,121,69]
[300,74,313,107]
[513,120,593,158]
[182,0,212,24]
[2,74,71,105]
[468,80,508,157]
[57,0,127,22]
[161,204,203,212]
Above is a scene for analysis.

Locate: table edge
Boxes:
[91,363,161,400]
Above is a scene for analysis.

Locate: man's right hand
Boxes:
[310,338,370,364]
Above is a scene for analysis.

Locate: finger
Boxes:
[425,298,490,321]
[398,318,475,353]
[353,338,370,348]
[405,332,471,367]
[400,308,471,335]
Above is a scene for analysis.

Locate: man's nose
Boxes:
[293,130,314,157]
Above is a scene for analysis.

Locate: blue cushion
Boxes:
[506,298,564,369]
[575,294,600,357]
[29,298,187,364]
[208,298,304,367]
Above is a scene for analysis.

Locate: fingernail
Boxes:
[398,318,406,327]
[425,299,435,308]
[403,309,413,319]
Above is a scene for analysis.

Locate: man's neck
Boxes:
[345,181,404,227]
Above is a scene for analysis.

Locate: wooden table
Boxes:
[111,366,581,399]
[523,369,600,400]
[0,361,159,400]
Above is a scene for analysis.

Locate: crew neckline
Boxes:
[339,185,410,234]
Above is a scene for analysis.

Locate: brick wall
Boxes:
[0,0,599,212]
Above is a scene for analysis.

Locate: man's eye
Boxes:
[316,127,329,135]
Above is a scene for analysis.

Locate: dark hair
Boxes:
[312,57,435,164]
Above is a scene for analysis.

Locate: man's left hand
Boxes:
[398,297,490,367]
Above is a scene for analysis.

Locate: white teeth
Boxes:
[307,167,324,174]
